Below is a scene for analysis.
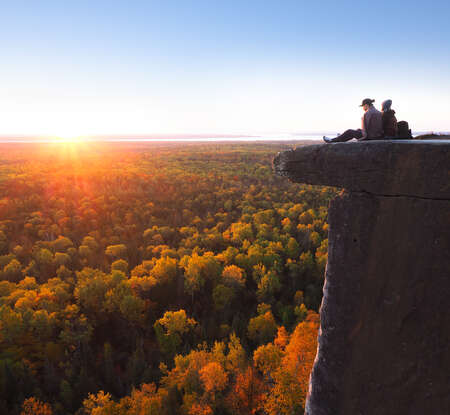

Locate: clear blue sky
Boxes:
[1,0,449,136]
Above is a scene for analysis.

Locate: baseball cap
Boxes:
[360,98,375,106]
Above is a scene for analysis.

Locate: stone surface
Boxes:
[306,191,450,415]
[273,141,450,415]
[273,140,450,199]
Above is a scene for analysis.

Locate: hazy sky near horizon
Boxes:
[1,0,449,136]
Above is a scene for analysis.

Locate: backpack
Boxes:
[382,110,398,137]
[397,121,412,139]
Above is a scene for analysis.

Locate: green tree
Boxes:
[105,244,127,260]
[247,311,277,345]
[111,259,129,274]
[51,236,73,252]
[54,252,71,267]
[3,259,22,282]
[286,237,300,259]
[154,310,197,357]
[213,284,235,311]
[182,253,221,298]
[0,230,8,254]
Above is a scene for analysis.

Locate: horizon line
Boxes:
[1,130,448,138]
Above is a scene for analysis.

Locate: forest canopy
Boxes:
[0,141,334,414]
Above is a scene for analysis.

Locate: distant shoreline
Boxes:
[0,136,323,144]
[0,131,448,144]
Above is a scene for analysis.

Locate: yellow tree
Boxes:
[154,309,197,357]
[253,343,282,378]
[221,265,245,288]
[150,256,178,284]
[225,366,266,415]
[264,316,319,414]
[21,397,52,415]
[247,310,277,345]
[199,361,228,395]
[189,403,213,415]
[81,390,115,415]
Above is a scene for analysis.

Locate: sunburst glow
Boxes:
[51,133,87,143]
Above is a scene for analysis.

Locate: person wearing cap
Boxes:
[323,98,384,143]
[381,99,398,138]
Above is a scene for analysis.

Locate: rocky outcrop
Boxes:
[274,139,449,199]
[273,140,450,415]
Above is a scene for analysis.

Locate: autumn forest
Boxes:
[0,141,334,415]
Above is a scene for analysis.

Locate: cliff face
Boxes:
[273,140,450,415]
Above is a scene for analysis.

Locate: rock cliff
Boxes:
[273,140,450,415]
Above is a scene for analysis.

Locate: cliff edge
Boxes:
[273,140,450,415]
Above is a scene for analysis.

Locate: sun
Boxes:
[51,132,87,143]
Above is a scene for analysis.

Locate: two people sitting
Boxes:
[323,98,398,143]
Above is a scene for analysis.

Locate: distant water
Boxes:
[0,134,326,143]
[1,132,445,144]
